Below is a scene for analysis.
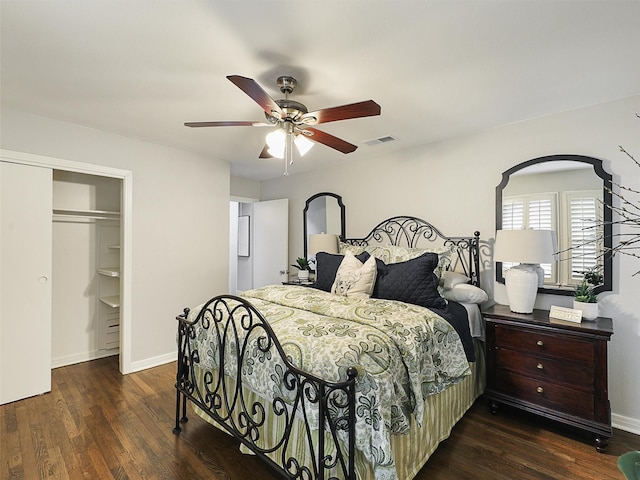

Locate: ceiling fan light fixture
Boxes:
[294,134,314,156]
[266,129,286,158]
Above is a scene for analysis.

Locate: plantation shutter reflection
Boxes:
[567,192,602,281]
[502,194,557,283]
[501,199,525,270]
[528,198,555,281]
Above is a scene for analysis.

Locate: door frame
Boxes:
[0,149,133,374]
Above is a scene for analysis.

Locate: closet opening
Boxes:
[52,171,122,368]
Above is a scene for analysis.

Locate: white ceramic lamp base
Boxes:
[504,264,540,314]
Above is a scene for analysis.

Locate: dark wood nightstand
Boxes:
[482,303,613,452]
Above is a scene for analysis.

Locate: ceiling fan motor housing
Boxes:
[277,75,297,94]
[265,98,309,124]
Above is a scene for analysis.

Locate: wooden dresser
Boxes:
[483,304,613,451]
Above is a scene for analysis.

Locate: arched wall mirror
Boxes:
[303,192,346,260]
[496,154,612,296]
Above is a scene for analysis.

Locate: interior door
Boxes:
[252,198,289,288]
[1,161,53,404]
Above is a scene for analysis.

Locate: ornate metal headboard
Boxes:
[343,216,481,287]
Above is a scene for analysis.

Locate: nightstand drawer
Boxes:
[494,324,593,364]
[495,348,593,389]
[495,369,594,418]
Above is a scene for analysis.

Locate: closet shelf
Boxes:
[98,267,120,277]
[99,296,120,308]
[53,208,120,220]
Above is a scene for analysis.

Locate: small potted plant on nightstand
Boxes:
[573,267,603,320]
[291,257,311,281]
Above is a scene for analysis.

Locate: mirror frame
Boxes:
[303,192,346,259]
[496,154,613,296]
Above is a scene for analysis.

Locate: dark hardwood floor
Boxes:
[1,356,638,479]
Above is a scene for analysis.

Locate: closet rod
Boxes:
[52,208,120,221]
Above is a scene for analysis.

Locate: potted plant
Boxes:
[291,257,311,281]
[573,267,603,320]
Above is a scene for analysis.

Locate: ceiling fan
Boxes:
[185,75,381,174]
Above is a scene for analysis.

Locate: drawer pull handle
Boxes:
[536,386,544,394]
[536,340,544,347]
[537,363,544,370]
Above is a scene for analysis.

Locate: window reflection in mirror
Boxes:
[496,155,612,296]
[303,192,345,261]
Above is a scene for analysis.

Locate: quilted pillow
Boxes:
[372,252,447,310]
[331,251,377,299]
[365,243,456,281]
[315,251,371,292]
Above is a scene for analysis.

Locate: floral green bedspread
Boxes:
[187,285,471,480]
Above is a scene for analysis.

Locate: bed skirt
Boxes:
[192,339,485,480]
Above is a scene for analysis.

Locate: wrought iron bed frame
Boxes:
[173,216,480,480]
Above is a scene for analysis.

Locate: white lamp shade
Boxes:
[494,229,557,264]
[294,134,314,156]
[266,129,286,158]
[308,234,339,255]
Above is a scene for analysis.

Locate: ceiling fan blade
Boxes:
[303,127,358,154]
[227,75,283,117]
[258,145,273,158]
[184,121,271,127]
[301,100,381,125]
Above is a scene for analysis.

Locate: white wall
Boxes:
[261,95,640,432]
[231,175,260,200]
[1,108,230,371]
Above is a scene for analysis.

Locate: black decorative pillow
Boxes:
[315,251,371,292]
[372,252,447,310]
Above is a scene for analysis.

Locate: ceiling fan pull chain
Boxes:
[288,131,294,165]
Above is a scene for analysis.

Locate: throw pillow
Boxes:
[331,251,377,298]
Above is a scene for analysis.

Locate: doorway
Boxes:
[229,198,289,294]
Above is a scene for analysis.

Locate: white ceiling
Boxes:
[2,1,640,181]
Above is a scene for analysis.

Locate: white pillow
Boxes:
[331,251,377,299]
[442,271,471,290]
[442,283,488,304]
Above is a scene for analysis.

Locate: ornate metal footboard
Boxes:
[173,295,358,480]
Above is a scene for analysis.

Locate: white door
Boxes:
[252,198,288,288]
[1,161,53,404]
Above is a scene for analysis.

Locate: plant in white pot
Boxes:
[291,257,311,281]
[573,267,604,320]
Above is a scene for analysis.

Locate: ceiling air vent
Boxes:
[363,135,397,147]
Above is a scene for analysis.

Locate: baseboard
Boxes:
[612,412,640,436]
[52,349,118,369]
[128,351,177,373]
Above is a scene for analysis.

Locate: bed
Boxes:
[173,216,484,480]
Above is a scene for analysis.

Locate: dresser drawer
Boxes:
[495,348,593,390]
[494,324,594,364]
[495,369,594,418]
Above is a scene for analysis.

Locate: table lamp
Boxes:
[494,229,557,313]
[308,233,339,256]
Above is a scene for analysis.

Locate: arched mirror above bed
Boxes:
[496,154,613,296]
[303,192,346,260]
